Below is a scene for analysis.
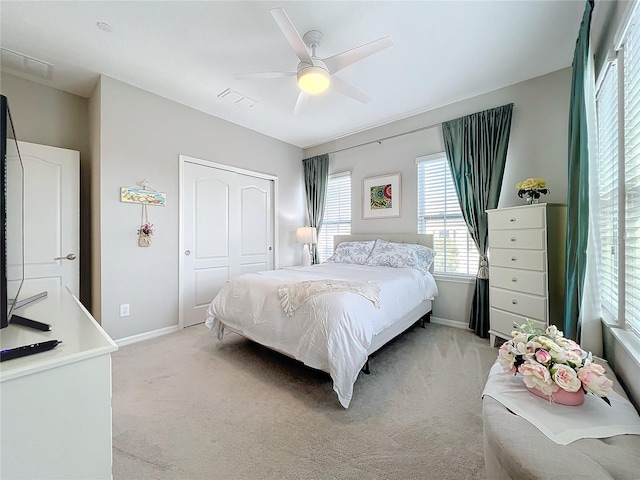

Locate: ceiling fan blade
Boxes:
[234,72,296,81]
[294,91,309,115]
[323,36,393,74]
[330,76,372,104]
[270,8,314,65]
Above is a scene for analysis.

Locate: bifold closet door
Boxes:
[182,161,274,327]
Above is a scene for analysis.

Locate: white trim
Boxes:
[180,155,278,182]
[329,170,351,179]
[611,327,640,367]
[432,273,476,285]
[614,0,639,50]
[595,50,617,95]
[431,316,470,329]
[115,324,180,347]
[415,152,446,164]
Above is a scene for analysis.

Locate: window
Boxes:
[416,153,479,275]
[595,1,640,336]
[317,172,351,263]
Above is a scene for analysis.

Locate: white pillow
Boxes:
[325,241,375,265]
[364,239,436,273]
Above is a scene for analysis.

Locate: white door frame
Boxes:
[178,155,279,329]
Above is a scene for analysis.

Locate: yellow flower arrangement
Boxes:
[516,178,549,200]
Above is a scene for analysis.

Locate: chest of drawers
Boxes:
[487,203,567,346]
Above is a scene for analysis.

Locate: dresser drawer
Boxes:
[489,249,546,271]
[487,206,545,230]
[490,266,547,296]
[489,229,545,250]
[490,308,546,338]
[489,287,547,321]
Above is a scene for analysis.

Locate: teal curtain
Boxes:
[302,154,329,264]
[442,103,514,338]
[563,0,594,341]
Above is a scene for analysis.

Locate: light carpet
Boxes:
[112,322,497,479]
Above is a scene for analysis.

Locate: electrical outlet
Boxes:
[120,304,130,317]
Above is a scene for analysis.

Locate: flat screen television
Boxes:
[1,94,25,329]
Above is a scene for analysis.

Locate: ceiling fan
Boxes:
[234,8,393,114]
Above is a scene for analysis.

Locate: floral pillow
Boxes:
[364,239,436,274]
[325,241,375,265]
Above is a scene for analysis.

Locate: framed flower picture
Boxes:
[362,173,401,219]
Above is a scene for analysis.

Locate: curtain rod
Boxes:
[325,121,443,156]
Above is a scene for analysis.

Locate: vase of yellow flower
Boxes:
[516,178,549,204]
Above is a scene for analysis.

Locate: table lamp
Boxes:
[296,226,317,266]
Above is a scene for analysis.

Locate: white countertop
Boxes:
[0,284,117,382]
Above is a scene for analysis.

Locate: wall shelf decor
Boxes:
[362,173,401,219]
[121,180,164,247]
[120,186,166,206]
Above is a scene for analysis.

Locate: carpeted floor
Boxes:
[112,322,498,480]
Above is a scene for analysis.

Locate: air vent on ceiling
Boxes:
[218,88,258,109]
[1,48,53,80]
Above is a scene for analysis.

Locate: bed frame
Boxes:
[334,233,434,374]
[217,233,435,376]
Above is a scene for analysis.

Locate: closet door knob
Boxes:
[512,300,518,305]
[511,256,517,262]
[185,250,191,256]
[510,218,516,223]
[54,253,76,261]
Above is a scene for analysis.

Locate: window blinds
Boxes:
[317,172,351,263]
[596,60,619,321]
[596,1,640,336]
[624,5,640,334]
[417,154,478,275]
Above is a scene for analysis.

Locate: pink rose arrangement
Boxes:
[498,321,613,405]
[138,223,155,236]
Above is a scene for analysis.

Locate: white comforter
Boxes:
[206,263,438,408]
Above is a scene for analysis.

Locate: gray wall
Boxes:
[305,68,572,326]
[92,76,305,340]
[0,72,93,308]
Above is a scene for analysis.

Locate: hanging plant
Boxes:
[137,222,154,247]
[137,196,154,248]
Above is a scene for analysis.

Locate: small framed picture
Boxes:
[362,173,401,219]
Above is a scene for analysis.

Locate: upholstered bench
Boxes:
[482,364,640,480]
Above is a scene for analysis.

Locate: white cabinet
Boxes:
[487,203,567,347]
[0,285,117,479]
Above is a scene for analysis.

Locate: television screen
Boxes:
[1,94,24,328]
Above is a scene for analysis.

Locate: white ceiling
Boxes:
[0,1,585,149]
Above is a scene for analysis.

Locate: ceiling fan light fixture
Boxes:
[297,66,330,94]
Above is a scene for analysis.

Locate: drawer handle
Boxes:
[511,256,517,262]
[510,218,516,223]
[511,277,518,283]
[512,300,518,305]
[510,237,517,242]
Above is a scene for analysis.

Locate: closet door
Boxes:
[181,159,274,327]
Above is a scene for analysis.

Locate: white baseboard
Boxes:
[115,325,180,347]
[431,316,470,330]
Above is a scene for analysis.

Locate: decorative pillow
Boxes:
[364,239,436,274]
[325,241,375,265]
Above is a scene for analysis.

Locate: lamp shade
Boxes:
[296,226,317,244]
[297,66,330,94]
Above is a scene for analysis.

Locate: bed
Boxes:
[205,233,438,408]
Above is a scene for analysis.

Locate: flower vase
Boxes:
[526,385,585,406]
[526,195,539,205]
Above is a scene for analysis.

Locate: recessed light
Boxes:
[96,22,113,33]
